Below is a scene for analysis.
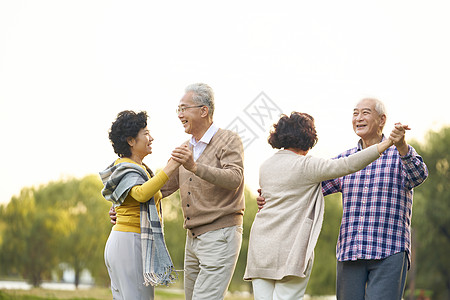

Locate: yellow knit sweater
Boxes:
[112,157,169,233]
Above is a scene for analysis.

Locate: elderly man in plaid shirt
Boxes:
[256,98,428,299]
[321,98,428,299]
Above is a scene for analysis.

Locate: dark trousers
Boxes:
[336,251,408,300]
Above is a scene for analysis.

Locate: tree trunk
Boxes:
[75,267,80,288]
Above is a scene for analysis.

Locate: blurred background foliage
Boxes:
[0,126,448,299]
[408,126,450,300]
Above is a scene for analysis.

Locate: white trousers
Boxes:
[252,259,313,300]
[184,225,243,300]
[104,230,154,300]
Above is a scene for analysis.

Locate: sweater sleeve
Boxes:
[160,170,180,198]
[307,144,381,183]
[128,170,169,203]
[195,131,244,190]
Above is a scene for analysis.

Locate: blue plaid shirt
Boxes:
[322,137,428,266]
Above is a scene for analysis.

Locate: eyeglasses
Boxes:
[176,105,204,114]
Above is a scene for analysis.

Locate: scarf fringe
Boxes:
[143,267,178,287]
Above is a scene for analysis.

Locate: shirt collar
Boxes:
[357,134,386,151]
[190,123,219,146]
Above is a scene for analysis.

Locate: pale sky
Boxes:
[1,0,449,204]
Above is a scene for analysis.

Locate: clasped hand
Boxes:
[388,122,410,156]
[171,143,197,173]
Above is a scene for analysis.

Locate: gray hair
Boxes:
[185,83,215,118]
[359,98,387,117]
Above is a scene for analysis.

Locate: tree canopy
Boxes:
[0,176,111,287]
[409,126,450,299]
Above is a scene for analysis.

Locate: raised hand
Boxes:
[389,122,410,156]
[171,143,197,173]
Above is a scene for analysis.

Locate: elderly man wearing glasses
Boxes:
[166,83,245,300]
[110,83,244,299]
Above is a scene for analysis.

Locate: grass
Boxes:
[0,287,111,300]
[0,287,335,300]
[0,287,253,300]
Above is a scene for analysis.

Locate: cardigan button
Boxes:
[187,217,190,220]
[192,232,195,236]
[187,204,190,207]
[189,178,192,181]
[188,192,191,195]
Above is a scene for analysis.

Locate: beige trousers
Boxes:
[184,225,243,300]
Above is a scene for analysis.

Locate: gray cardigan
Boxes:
[244,144,381,280]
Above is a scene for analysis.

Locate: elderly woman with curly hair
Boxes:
[99,110,180,299]
[244,112,394,300]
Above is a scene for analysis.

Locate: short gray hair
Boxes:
[360,98,387,117]
[185,83,215,118]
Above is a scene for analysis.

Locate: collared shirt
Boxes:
[322,136,428,266]
[190,123,219,161]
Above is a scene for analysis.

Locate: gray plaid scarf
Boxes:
[99,161,176,286]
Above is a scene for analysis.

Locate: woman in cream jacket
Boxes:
[244,112,394,300]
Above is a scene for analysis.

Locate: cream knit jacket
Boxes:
[244,144,381,280]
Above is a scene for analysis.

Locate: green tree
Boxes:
[410,126,450,300]
[0,187,60,286]
[0,175,112,288]
[0,204,5,269]
[50,175,111,287]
